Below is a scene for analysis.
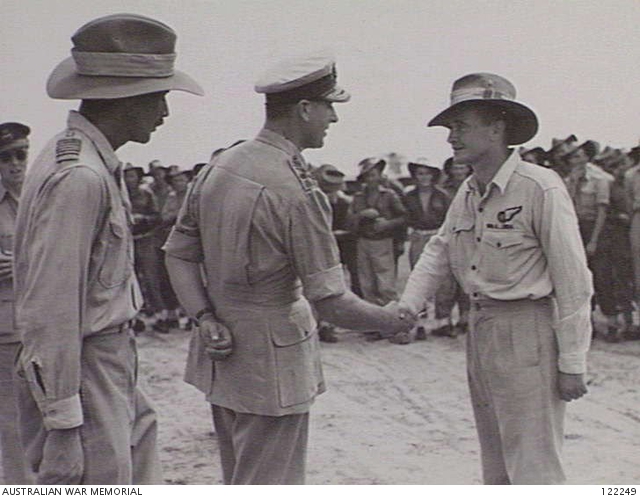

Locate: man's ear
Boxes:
[297,99,313,122]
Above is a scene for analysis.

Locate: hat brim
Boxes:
[408,163,441,177]
[47,57,204,99]
[357,161,386,181]
[427,99,538,145]
[320,85,351,103]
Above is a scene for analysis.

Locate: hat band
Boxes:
[450,87,512,105]
[72,49,176,77]
[266,73,337,105]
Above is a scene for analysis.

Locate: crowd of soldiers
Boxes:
[123,160,205,333]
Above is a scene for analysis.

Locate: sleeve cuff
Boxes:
[162,229,204,263]
[303,264,347,303]
[558,353,587,375]
[42,394,83,431]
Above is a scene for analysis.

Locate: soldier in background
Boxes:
[313,163,358,342]
[0,122,33,483]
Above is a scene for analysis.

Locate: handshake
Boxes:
[380,301,419,334]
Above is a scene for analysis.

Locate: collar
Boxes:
[465,149,519,196]
[255,128,306,166]
[67,111,120,175]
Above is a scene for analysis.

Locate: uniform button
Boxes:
[471,265,477,270]
[497,242,502,248]
[478,207,484,213]
[472,292,478,297]
[476,237,481,242]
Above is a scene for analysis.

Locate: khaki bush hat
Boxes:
[47,13,204,99]
[407,157,442,178]
[356,157,386,182]
[428,73,538,145]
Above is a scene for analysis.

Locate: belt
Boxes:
[471,296,552,311]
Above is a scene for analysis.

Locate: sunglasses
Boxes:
[0,148,27,163]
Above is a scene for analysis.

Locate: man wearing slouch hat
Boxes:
[400,73,592,484]
[13,13,203,484]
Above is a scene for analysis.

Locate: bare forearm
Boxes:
[314,290,396,331]
[164,254,210,316]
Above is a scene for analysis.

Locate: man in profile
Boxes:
[14,14,203,484]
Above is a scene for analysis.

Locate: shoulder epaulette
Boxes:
[55,130,82,163]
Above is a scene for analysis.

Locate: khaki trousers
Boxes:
[0,342,33,484]
[467,298,566,484]
[357,237,398,306]
[211,404,308,484]
[17,329,162,484]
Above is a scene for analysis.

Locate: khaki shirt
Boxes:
[14,111,142,430]
[164,128,346,416]
[0,184,18,342]
[402,151,593,374]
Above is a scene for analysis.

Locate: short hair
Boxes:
[265,101,298,121]
[79,98,116,116]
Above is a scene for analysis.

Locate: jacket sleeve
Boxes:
[17,166,105,430]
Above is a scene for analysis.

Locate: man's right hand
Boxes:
[38,427,84,484]
[381,301,418,334]
[199,314,233,361]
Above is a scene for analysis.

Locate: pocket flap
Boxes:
[109,220,125,238]
[450,216,474,233]
[269,321,311,347]
[483,231,523,249]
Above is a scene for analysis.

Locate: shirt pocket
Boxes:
[98,214,133,288]
[449,216,475,274]
[480,230,525,284]
[268,310,322,408]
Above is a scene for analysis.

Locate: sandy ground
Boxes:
[137,321,640,486]
[135,254,640,485]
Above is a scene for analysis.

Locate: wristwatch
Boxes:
[194,307,215,326]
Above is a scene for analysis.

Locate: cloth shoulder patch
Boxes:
[56,131,82,163]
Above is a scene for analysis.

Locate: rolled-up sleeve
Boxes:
[536,184,593,374]
[288,189,347,302]
[16,166,104,430]
[163,182,204,263]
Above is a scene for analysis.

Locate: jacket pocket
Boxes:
[98,215,132,288]
[269,312,322,408]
